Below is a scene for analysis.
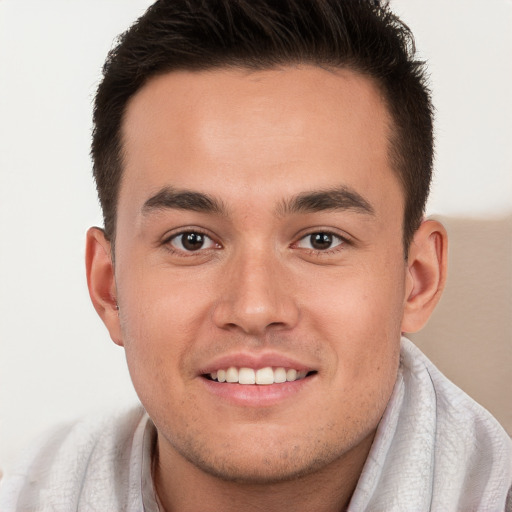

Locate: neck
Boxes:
[153,431,374,512]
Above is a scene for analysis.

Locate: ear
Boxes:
[401,219,448,333]
[85,227,124,346]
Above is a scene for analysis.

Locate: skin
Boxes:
[87,66,447,511]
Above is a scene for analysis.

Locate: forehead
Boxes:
[119,65,400,217]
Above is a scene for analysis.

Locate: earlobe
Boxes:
[401,219,448,333]
[85,227,124,346]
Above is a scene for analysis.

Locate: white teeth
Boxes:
[226,367,238,383]
[286,369,297,382]
[239,367,256,384]
[255,367,274,385]
[274,367,287,383]
[209,366,311,385]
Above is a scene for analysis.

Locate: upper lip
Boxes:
[198,351,316,376]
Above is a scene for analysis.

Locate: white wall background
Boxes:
[0,0,511,473]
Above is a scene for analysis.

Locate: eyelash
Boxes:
[292,231,350,256]
[161,229,351,257]
[162,229,221,256]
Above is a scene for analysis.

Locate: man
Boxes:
[1,1,511,510]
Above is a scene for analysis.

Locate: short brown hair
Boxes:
[92,0,433,251]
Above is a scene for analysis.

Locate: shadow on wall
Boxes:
[410,214,512,436]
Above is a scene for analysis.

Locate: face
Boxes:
[112,66,409,482]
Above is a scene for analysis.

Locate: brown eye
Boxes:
[169,232,217,252]
[310,233,333,250]
[296,232,344,251]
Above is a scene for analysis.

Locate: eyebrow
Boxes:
[142,185,374,218]
[277,186,375,216]
[142,187,226,215]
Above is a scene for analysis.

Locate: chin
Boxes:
[166,424,375,486]
[179,449,334,484]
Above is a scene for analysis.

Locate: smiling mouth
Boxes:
[203,366,317,385]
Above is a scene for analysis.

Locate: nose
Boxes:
[212,247,300,336]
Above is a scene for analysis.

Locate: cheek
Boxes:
[119,262,214,336]
[302,258,406,332]
[116,267,214,401]
[301,260,404,383]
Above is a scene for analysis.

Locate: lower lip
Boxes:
[200,375,315,407]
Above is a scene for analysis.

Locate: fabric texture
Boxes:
[1,338,511,511]
[349,339,512,511]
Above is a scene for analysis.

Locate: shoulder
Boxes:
[400,338,512,508]
[0,404,150,512]
[400,337,511,446]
